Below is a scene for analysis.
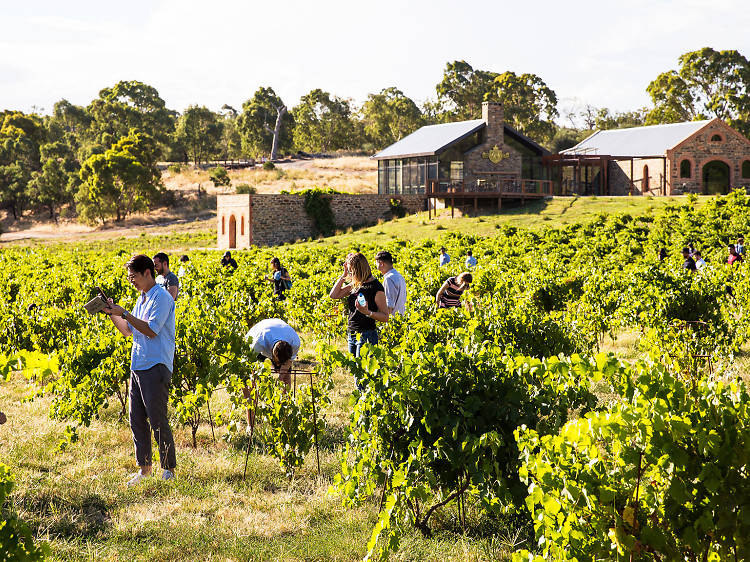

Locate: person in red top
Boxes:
[728,244,743,265]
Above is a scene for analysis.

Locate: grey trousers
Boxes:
[129,363,177,470]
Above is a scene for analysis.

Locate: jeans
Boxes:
[130,363,177,470]
[347,329,378,357]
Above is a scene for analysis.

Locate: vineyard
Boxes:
[3,193,750,560]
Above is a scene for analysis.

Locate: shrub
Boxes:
[302,188,336,236]
[262,161,275,171]
[209,166,230,187]
[167,164,181,174]
[235,183,256,194]
[389,197,407,218]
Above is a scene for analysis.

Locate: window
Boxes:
[221,216,225,234]
[450,161,464,183]
[643,165,649,191]
[680,159,691,178]
[743,160,750,179]
[711,134,723,142]
[241,216,244,236]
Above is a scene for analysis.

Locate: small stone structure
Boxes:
[217,193,425,248]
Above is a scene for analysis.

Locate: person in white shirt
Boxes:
[243,318,300,427]
[694,250,707,270]
[465,250,477,268]
[374,250,407,315]
[439,247,450,266]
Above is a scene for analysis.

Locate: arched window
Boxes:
[241,215,245,235]
[711,134,723,142]
[643,165,649,191]
[743,160,750,179]
[221,216,225,234]
[680,159,691,178]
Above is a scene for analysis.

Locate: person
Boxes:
[737,236,745,256]
[266,257,292,301]
[465,250,477,268]
[153,252,179,300]
[374,250,406,315]
[658,248,668,261]
[682,247,697,271]
[728,244,743,265]
[221,251,238,269]
[436,272,473,309]
[694,251,707,270]
[0,411,6,424]
[438,247,450,266]
[243,318,300,426]
[177,255,189,278]
[329,252,388,357]
[103,254,177,486]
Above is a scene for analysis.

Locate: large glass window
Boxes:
[378,160,386,193]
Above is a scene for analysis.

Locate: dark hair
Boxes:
[457,272,473,284]
[126,254,155,279]
[682,247,691,254]
[467,250,472,256]
[153,252,169,266]
[270,257,281,269]
[374,250,393,265]
[224,251,231,258]
[440,247,446,252]
[272,340,293,368]
[694,251,702,258]
[180,255,189,263]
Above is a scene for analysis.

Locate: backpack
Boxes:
[282,268,293,291]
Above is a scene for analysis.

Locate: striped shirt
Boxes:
[438,277,466,308]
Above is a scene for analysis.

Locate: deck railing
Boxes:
[427,178,558,196]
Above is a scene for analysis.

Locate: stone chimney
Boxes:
[482,102,504,145]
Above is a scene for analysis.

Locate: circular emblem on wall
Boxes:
[481,145,510,164]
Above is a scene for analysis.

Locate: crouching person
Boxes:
[243,318,301,427]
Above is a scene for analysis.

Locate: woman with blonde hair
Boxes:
[329,252,388,357]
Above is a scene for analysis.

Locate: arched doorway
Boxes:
[228,215,237,248]
[703,161,730,195]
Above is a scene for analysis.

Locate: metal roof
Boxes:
[372,119,485,160]
[562,119,713,157]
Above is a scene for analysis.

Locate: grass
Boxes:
[1,333,519,561]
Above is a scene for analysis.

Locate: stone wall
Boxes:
[218,193,425,247]
[608,158,668,195]
[667,119,750,194]
[463,102,522,185]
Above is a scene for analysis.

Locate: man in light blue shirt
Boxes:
[465,250,477,268]
[105,254,177,487]
[375,250,407,315]
[439,247,450,266]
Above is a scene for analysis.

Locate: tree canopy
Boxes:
[292,89,357,152]
[646,47,750,136]
[360,87,423,149]
[175,105,224,165]
[238,87,294,158]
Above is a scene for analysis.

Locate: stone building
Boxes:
[373,102,551,200]
[554,118,750,195]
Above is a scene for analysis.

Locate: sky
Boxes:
[2,0,749,125]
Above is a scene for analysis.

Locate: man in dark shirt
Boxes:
[153,252,179,300]
[682,247,697,271]
[221,251,238,269]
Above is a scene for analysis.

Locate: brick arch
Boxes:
[700,157,733,195]
[679,157,695,179]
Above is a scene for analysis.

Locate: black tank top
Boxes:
[347,278,384,332]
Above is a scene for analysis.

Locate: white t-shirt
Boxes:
[246,319,300,360]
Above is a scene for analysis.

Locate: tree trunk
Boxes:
[270,105,287,160]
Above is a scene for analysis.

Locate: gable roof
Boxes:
[562,120,713,157]
[372,119,485,159]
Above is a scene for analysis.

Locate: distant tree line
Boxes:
[1,47,749,223]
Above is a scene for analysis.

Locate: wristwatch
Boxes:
[122,310,129,320]
[367,311,372,318]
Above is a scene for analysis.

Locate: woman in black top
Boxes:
[329,252,388,357]
[266,257,292,300]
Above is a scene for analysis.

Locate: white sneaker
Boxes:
[162,469,176,482]
[126,471,149,487]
